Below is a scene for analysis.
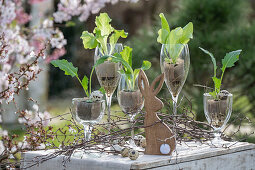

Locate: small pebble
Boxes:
[128,149,139,160]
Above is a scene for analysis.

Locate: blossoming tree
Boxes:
[0,0,139,167]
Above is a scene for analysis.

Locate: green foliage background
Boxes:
[128,0,255,123]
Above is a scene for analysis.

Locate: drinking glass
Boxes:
[204,93,233,144]
[71,98,105,141]
[160,44,190,115]
[94,43,123,132]
[117,74,144,147]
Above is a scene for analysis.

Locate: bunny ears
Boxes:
[138,70,165,96]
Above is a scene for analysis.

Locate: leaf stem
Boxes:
[89,66,95,96]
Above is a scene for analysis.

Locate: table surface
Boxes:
[22,142,255,170]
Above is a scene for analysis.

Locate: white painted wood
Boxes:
[22,142,255,170]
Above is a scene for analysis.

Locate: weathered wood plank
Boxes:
[22,142,255,170]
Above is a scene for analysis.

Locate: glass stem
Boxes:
[129,114,136,147]
[213,131,221,142]
[83,124,92,141]
[106,94,112,134]
[173,95,179,115]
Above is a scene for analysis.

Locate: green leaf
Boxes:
[94,13,114,36]
[81,75,88,92]
[180,22,193,44]
[110,30,128,45]
[109,30,128,55]
[51,59,78,77]
[80,31,98,49]
[221,50,242,70]
[169,27,183,44]
[112,54,133,75]
[120,46,132,68]
[159,13,170,32]
[133,68,141,81]
[157,13,170,44]
[141,60,151,70]
[167,44,184,63]
[118,69,125,75]
[94,56,109,67]
[65,21,76,27]
[199,47,217,77]
[99,87,106,94]
[157,28,170,44]
[209,91,217,99]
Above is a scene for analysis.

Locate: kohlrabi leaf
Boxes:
[120,46,132,68]
[109,30,128,46]
[221,50,242,71]
[157,13,170,44]
[168,44,184,63]
[180,22,193,44]
[141,60,151,70]
[81,75,89,91]
[133,69,140,81]
[199,47,217,77]
[109,30,128,55]
[159,13,170,32]
[80,31,98,49]
[157,29,170,44]
[112,53,133,74]
[169,27,183,44]
[51,59,78,78]
[94,56,109,67]
[95,13,114,36]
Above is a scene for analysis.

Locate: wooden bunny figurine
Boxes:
[138,70,176,155]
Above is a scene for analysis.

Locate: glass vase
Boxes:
[160,44,190,115]
[204,92,233,145]
[94,43,123,132]
[71,98,105,141]
[117,74,144,147]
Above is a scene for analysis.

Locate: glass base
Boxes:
[72,149,102,159]
[207,133,232,148]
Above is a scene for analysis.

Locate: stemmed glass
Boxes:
[71,98,105,141]
[94,43,123,132]
[117,74,144,147]
[160,44,190,115]
[204,92,233,145]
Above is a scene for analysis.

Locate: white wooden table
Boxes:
[22,142,255,170]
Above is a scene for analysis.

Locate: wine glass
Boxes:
[160,44,190,115]
[94,43,123,132]
[117,74,144,147]
[71,98,105,141]
[204,92,233,145]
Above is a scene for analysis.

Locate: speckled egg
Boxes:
[121,147,130,157]
[128,149,139,160]
[139,138,146,148]
[134,135,145,146]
